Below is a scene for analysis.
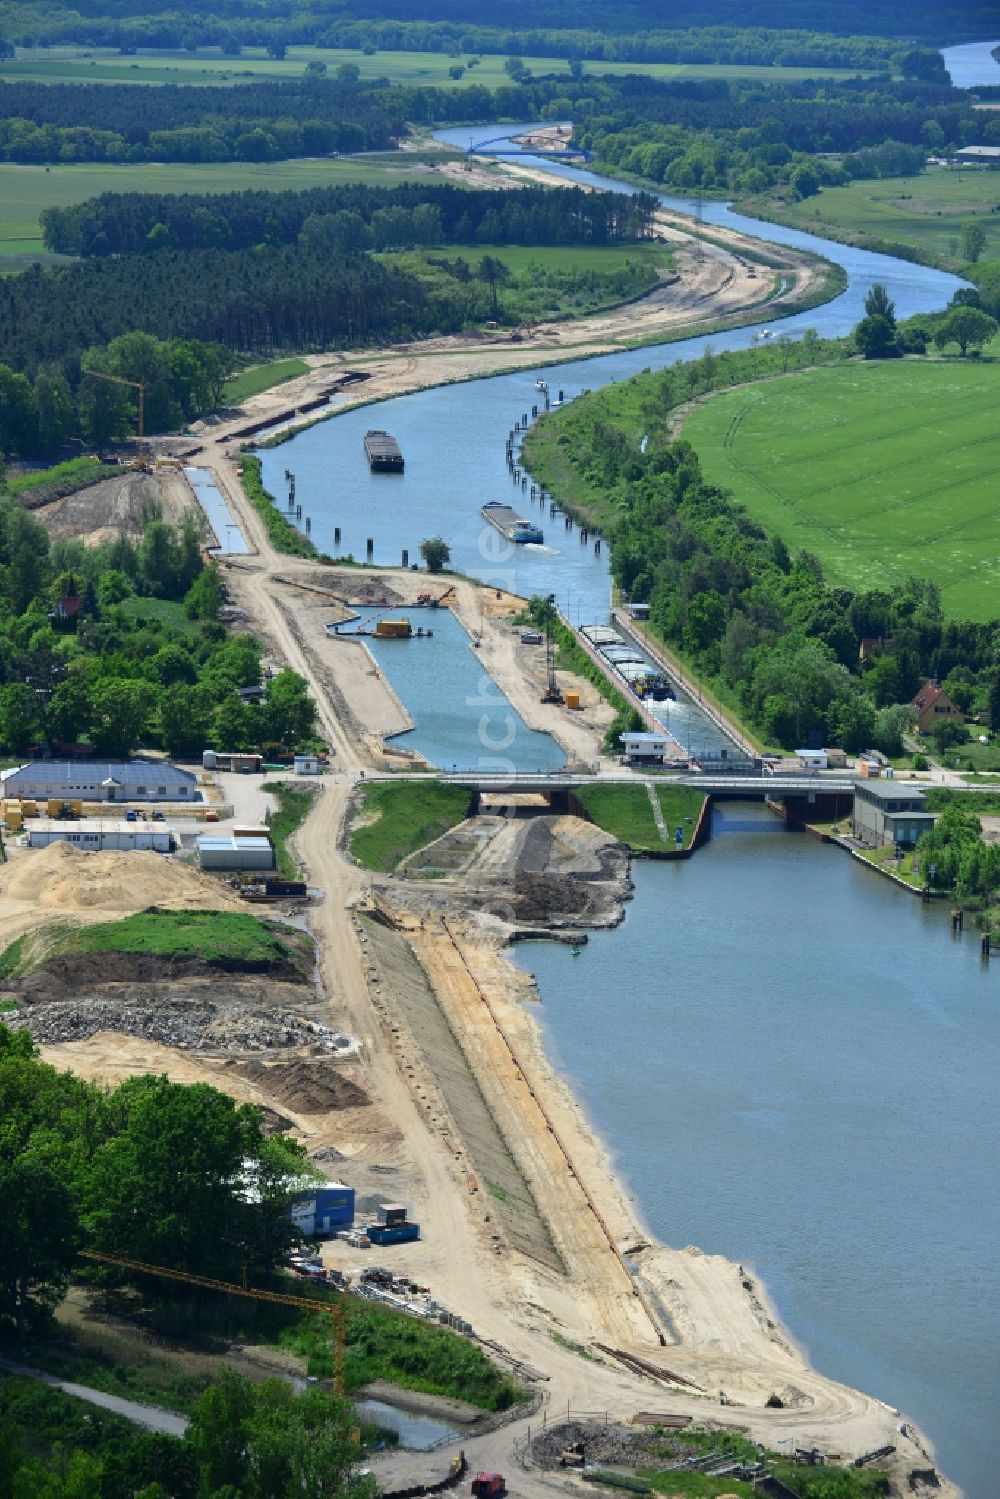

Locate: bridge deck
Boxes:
[386,772,856,798]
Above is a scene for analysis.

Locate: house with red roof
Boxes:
[910,680,965,737]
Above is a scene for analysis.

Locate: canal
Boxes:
[515,807,1000,1499]
[262,52,997,1492]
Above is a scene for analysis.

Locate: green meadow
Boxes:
[682,360,1000,621]
[0,45,877,89]
[751,165,1000,268]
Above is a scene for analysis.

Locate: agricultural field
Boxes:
[751,165,1000,268]
[0,154,441,273]
[0,44,878,90]
[682,360,1000,621]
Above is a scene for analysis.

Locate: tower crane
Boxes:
[82,369,150,469]
[80,1249,347,1396]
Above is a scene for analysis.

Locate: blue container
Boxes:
[367,1222,420,1246]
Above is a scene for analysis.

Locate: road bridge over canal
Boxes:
[380,769,855,802]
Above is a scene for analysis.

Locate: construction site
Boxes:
[0,168,952,1499]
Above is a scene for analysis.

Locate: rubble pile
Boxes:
[12,995,355,1055]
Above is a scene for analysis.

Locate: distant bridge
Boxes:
[467,135,593,160]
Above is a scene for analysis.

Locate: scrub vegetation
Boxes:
[261,781,317,879]
[284,1297,526,1407]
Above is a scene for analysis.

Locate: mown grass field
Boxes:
[0,45,877,89]
[682,360,1000,621]
[0,155,438,272]
[752,165,1000,268]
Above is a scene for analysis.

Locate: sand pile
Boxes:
[0,842,239,913]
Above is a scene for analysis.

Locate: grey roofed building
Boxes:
[851,778,936,849]
[0,759,198,803]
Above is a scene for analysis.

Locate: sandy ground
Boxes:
[27,467,195,546]
[7,156,956,1495]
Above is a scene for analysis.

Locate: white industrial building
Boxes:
[197,834,275,871]
[27,820,175,852]
[620,731,671,765]
[0,759,198,804]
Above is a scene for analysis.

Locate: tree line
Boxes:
[0,76,402,163]
[574,75,991,198]
[42,181,655,257]
[0,1024,379,1498]
[0,0,992,49]
[0,497,316,759]
[1,332,230,457]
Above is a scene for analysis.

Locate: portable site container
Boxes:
[27,819,174,853]
[196,835,275,871]
[564,691,581,710]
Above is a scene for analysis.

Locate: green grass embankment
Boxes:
[1,455,119,500]
[225,358,310,405]
[0,909,313,979]
[521,334,848,533]
[238,453,317,558]
[574,783,706,852]
[349,781,471,873]
[262,781,316,879]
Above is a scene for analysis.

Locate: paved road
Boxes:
[0,1353,188,1436]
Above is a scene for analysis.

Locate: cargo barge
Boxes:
[364,429,404,473]
[580,623,673,700]
[481,502,543,544]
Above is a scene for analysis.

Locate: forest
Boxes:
[41,181,655,257]
[0,75,405,163]
[0,493,316,758]
[1,333,230,455]
[0,0,991,49]
[0,62,981,168]
[0,185,653,392]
